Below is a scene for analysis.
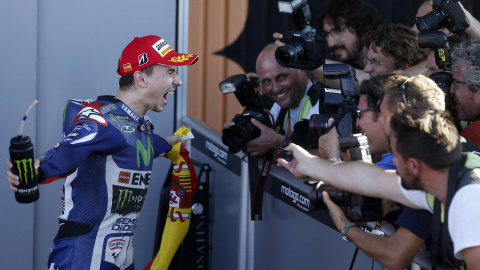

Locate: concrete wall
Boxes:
[0,0,181,269]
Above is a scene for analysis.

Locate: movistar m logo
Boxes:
[136,136,153,168]
[14,158,34,185]
[117,189,133,210]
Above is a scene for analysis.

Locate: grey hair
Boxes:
[451,37,480,93]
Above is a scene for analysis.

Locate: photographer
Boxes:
[224,43,319,156]
[362,23,428,77]
[318,75,435,269]
[450,38,480,146]
[317,0,385,70]
[279,75,480,269]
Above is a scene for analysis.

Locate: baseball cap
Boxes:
[117,35,199,76]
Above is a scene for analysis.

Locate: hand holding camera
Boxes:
[415,0,470,34]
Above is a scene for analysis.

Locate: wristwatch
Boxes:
[341,222,360,242]
[329,157,342,162]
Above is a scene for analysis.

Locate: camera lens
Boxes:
[415,11,447,32]
[309,114,330,138]
[313,182,347,208]
[275,42,305,68]
[222,119,261,153]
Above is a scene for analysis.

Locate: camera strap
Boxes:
[248,151,274,220]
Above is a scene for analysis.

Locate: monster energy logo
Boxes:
[117,189,133,209]
[112,186,145,215]
[14,158,34,185]
[136,136,154,168]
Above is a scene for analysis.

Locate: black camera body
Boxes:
[290,64,359,150]
[418,31,451,71]
[416,0,469,34]
[276,26,326,70]
[220,74,273,153]
[310,182,383,222]
[275,0,325,70]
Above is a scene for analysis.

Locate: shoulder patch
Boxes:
[74,103,108,127]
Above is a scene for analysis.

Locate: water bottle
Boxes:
[9,135,39,203]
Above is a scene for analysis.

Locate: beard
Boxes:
[399,170,423,190]
[331,38,364,64]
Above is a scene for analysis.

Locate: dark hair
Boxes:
[317,0,386,40]
[118,64,156,90]
[362,23,428,69]
[391,109,461,170]
[358,74,394,120]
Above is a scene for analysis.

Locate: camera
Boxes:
[309,181,383,222]
[220,74,274,154]
[417,32,456,116]
[418,31,451,71]
[275,0,326,70]
[415,0,469,34]
[273,147,293,163]
[290,64,359,150]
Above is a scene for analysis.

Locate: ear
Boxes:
[407,157,422,176]
[133,70,147,88]
[400,62,411,70]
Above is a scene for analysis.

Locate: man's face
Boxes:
[390,133,423,190]
[323,18,364,65]
[378,94,392,137]
[450,61,480,122]
[144,64,182,112]
[363,44,398,76]
[257,50,308,109]
[355,95,389,154]
[426,50,442,76]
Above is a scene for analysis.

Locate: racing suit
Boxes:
[39,95,172,270]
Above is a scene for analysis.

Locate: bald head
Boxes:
[255,43,308,109]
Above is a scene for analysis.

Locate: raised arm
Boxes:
[277,143,419,208]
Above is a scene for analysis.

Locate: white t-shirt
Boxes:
[399,176,480,259]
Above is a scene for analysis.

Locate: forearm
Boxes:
[346,227,420,270]
[301,159,417,207]
[304,159,386,197]
[464,9,480,41]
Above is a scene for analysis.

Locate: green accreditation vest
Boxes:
[427,152,480,269]
[275,84,319,136]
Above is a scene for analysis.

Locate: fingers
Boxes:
[223,121,234,129]
[6,166,19,192]
[273,32,284,40]
[322,191,332,204]
[250,118,265,129]
[327,118,335,126]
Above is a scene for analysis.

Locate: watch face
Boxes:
[192,203,204,215]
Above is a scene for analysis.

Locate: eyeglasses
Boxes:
[322,26,347,39]
[356,108,375,119]
[399,75,425,104]
[363,56,396,67]
[452,79,467,91]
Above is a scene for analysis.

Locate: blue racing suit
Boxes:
[39,96,172,270]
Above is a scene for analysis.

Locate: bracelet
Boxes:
[329,157,342,162]
[341,222,359,242]
[280,136,291,148]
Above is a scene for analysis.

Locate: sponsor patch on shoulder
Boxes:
[74,105,107,126]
